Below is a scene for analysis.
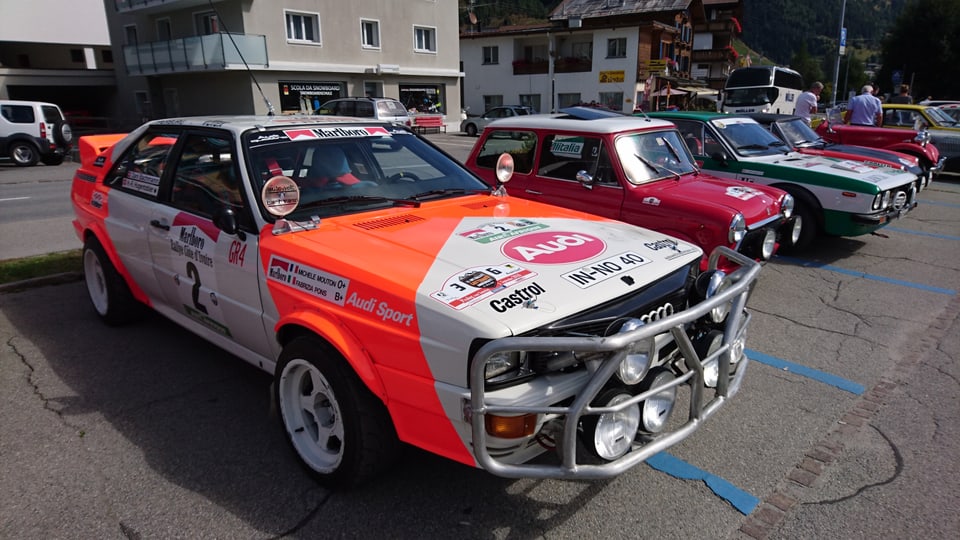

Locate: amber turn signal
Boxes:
[484,413,538,438]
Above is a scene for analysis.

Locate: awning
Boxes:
[677,86,718,96]
[652,88,687,96]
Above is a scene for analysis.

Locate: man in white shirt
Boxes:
[794,81,823,125]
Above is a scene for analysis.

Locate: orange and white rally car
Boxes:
[71,115,759,487]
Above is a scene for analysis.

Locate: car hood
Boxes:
[262,195,702,341]
[651,173,783,226]
[739,152,917,190]
[806,143,922,173]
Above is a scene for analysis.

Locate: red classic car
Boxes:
[464,107,801,271]
[815,114,946,178]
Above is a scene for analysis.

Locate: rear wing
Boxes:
[78,134,127,168]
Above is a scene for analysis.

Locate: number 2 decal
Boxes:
[186,261,208,314]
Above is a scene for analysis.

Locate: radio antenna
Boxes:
[208,0,275,115]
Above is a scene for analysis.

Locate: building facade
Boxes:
[0,0,115,116]
[459,0,739,115]
[104,0,462,127]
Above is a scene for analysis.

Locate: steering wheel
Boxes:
[387,172,422,183]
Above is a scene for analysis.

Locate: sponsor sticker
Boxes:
[643,237,698,260]
[431,263,538,310]
[501,231,606,265]
[550,136,585,158]
[90,191,105,209]
[561,251,650,288]
[642,196,661,206]
[267,255,350,305]
[725,185,762,200]
[345,292,415,327]
[489,282,546,312]
[459,219,548,244]
[122,171,160,196]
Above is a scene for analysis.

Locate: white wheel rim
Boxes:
[83,249,109,316]
[278,358,345,473]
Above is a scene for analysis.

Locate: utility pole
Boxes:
[830,0,847,107]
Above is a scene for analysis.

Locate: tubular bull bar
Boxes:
[469,246,761,479]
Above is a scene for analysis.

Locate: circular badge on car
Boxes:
[501,231,606,264]
[261,176,300,217]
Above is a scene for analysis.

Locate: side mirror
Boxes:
[710,152,729,165]
[575,170,595,189]
[214,207,246,240]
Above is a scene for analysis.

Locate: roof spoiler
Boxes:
[78,134,126,168]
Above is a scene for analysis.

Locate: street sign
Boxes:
[839,27,847,56]
[892,70,903,88]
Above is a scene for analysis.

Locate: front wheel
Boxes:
[275,337,400,488]
[779,200,818,253]
[465,123,478,137]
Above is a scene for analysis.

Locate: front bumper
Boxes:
[468,247,761,479]
[851,184,918,226]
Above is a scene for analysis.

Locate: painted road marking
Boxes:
[647,453,760,515]
[747,349,865,395]
[0,197,30,203]
[775,255,957,296]
[918,199,960,209]
[885,227,960,241]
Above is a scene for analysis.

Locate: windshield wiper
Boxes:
[634,153,680,181]
[298,195,421,210]
[408,188,489,201]
[736,143,774,151]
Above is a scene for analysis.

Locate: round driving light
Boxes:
[495,153,515,184]
[781,194,794,219]
[592,393,641,460]
[639,369,678,433]
[703,359,720,388]
[728,213,746,244]
[616,319,653,385]
[760,228,776,260]
[695,330,724,388]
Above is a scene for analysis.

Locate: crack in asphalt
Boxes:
[805,424,903,506]
[6,336,85,434]
[267,487,333,539]
[119,520,141,540]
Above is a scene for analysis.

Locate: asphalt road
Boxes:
[1,132,958,539]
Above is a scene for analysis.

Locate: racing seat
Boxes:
[683,133,703,155]
[304,145,362,188]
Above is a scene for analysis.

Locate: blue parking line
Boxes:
[774,255,957,295]
[919,199,960,209]
[747,349,865,395]
[647,453,760,515]
[885,227,960,241]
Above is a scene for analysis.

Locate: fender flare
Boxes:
[275,311,387,400]
[81,226,152,306]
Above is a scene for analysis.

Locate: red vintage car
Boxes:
[750,113,930,191]
[814,114,944,179]
[464,107,801,271]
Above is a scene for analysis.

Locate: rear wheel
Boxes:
[275,337,400,488]
[41,155,65,166]
[82,238,142,325]
[9,141,39,167]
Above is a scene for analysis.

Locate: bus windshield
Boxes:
[724,87,779,107]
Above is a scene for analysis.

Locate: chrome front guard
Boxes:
[469,246,761,479]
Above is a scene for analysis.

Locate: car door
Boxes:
[147,129,271,358]
[100,128,188,305]
[523,132,625,220]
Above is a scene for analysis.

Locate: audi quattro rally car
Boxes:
[464,107,801,273]
[70,115,759,486]
[647,112,919,251]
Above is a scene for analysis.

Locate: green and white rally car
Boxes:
[646,112,919,250]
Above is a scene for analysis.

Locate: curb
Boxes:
[0,271,83,294]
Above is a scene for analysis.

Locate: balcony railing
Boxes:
[691,48,737,63]
[512,60,548,75]
[115,0,213,13]
[124,33,268,75]
[554,57,592,73]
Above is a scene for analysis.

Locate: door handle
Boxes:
[150,219,170,231]
[525,189,543,195]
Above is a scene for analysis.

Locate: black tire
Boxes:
[82,238,143,325]
[275,337,400,488]
[54,121,73,146]
[9,141,39,167]
[776,190,820,253]
[41,155,65,166]
[465,123,478,137]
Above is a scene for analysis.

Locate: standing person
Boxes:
[845,85,883,126]
[889,84,913,104]
[794,81,823,125]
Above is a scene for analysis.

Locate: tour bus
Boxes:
[719,66,804,114]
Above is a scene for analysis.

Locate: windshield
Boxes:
[245,128,489,220]
[925,107,959,127]
[710,118,789,157]
[724,87,779,107]
[774,119,821,147]
[614,130,698,185]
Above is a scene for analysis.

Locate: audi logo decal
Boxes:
[640,302,675,324]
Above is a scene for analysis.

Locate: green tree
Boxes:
[789,44,825,88]
[878,0,960,100]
